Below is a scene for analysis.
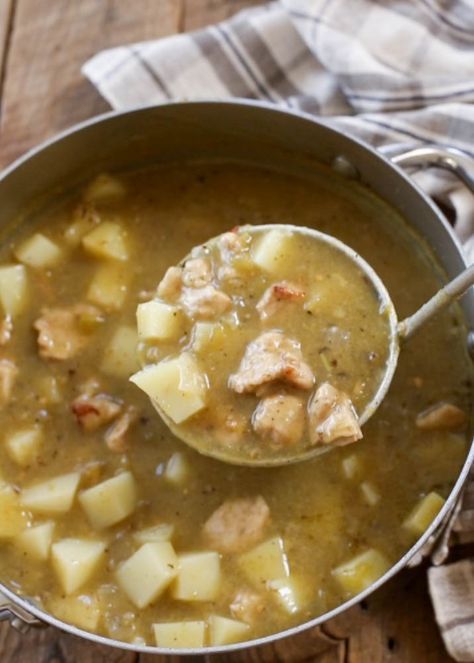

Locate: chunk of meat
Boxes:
[211,407,248,446]
[104,405,139,452]
[416,402,467,431]
[229,331,315,394]
[181,285,232,320]
[34,304,102,360]
[219,230,248,262]
[0,317,12,346]
[230,588,266,624]
[157,266,183,300]
[256,281,305,320]
[0,359,18,406]
[253,394,305,446]
[72,393,122,432]
[203,496,270,553]
[182,258,213,288]
[308,382,362,446]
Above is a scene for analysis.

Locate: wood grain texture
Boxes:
[0,0,454,661]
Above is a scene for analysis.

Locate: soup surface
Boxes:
[133,225,393,465]
[0,162,470,649]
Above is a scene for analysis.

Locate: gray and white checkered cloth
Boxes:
[83,1,474,659]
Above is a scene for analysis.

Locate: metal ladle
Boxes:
[140,225,474,467]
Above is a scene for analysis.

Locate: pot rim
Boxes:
[0,98,472,655]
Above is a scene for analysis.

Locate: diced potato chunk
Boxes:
[0,264,27,317]
[130,353,207,424]
[360,481,380,506]
[15,521,55,560]
[79,471,137,529]
[48,594,101,631]
[332,548,390,596]
[137,301,183,341]
[52,538,106,594]
[84,173,127,203]
[208,615,249,646]
[164,452,189,486]
[239,536,289,586]
[5,426,42,467]
[341,454,361,480]
[267,577,309,614]
[402,491,445,537]
[133,523,175,545]
[14,233,63,269]
[153,621,206,648]
[82,222,129,261]
[191,322,225,353]
[101,326,139,378]
[116,542,178,608]
[171,551,221,602]
[252,230,291,273]
[64,216,94,248]
[87,263,129,311]
[0,483,29,538]
[21,472,80,514]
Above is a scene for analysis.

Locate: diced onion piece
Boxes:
[402,491,445,537]
[21,472,80,514]
[360,481,380,506]
[82,222,129,261]
[332,548,390,596]
[14,233,63,269]
[267,576,309,614]
[341,454,360,480]
[0,264,27,317]
[171,551,221,602]
[164,452,189,486]
[133,523,175,545]
[79,471,137,529]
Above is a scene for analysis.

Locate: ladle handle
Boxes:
[398,264,474,340]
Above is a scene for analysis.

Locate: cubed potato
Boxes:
[239,536,289,586]
[64,216,95,248]
[101,326,139,378]
[48,594,101,631]
[14,233,63,269]
[84,173,127,203]
[137,301,184,341]
[79,471,137,529]
[153,621,206,648]
[130,353,207,424]
[191,322,225,353]
[82,222,129,261]
[0,264,27,317]
[208,615,249,646]
[341,454,361,480]
[251,230,291,273]
[332,548,390,596]
[171,551,221,602]
[0,483,29,538]
[21,472,80,514]
[5,426,42,467]
[267,576,310,614]
[402,491,445,537]
[116,542,178,608]
[87,263,129,311]
[360,481,380,506]
[15,521,55,560]
[52,538,106,594]
[164,452,189,486]
[133,523,175,545]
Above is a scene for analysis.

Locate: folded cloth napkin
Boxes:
[83,1,474,659]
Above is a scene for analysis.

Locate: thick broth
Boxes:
[0,162,470,647]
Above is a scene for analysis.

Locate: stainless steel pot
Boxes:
[0,101,473,655]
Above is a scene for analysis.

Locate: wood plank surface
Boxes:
[0,1,454,661]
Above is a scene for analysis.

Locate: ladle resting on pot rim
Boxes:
[130,224,474,467]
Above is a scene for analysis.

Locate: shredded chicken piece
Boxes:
[181,285,232,320]
[256,281,305,320]
[308,382,362,446]
[203,496,270,553]
[0,317,12,346]
[0,359,18,406]
[212,407,248,446]
[72,393,122,432]
[34,304,102,360]
[253,394,305,446]
[157,266,183,300]
[182,258,213,288]
[416,402,467,430]
[230,588,266,624]
[229,331,315,394]
[104,405,139,452]
[219,230,247,262]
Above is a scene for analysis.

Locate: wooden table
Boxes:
[0,2,453,661]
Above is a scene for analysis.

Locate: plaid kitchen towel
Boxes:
[83,1,474,660]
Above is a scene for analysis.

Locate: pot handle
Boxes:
[391,145,474,195]
[0,591,44,632]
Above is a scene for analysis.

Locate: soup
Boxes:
[0,162,470,649]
